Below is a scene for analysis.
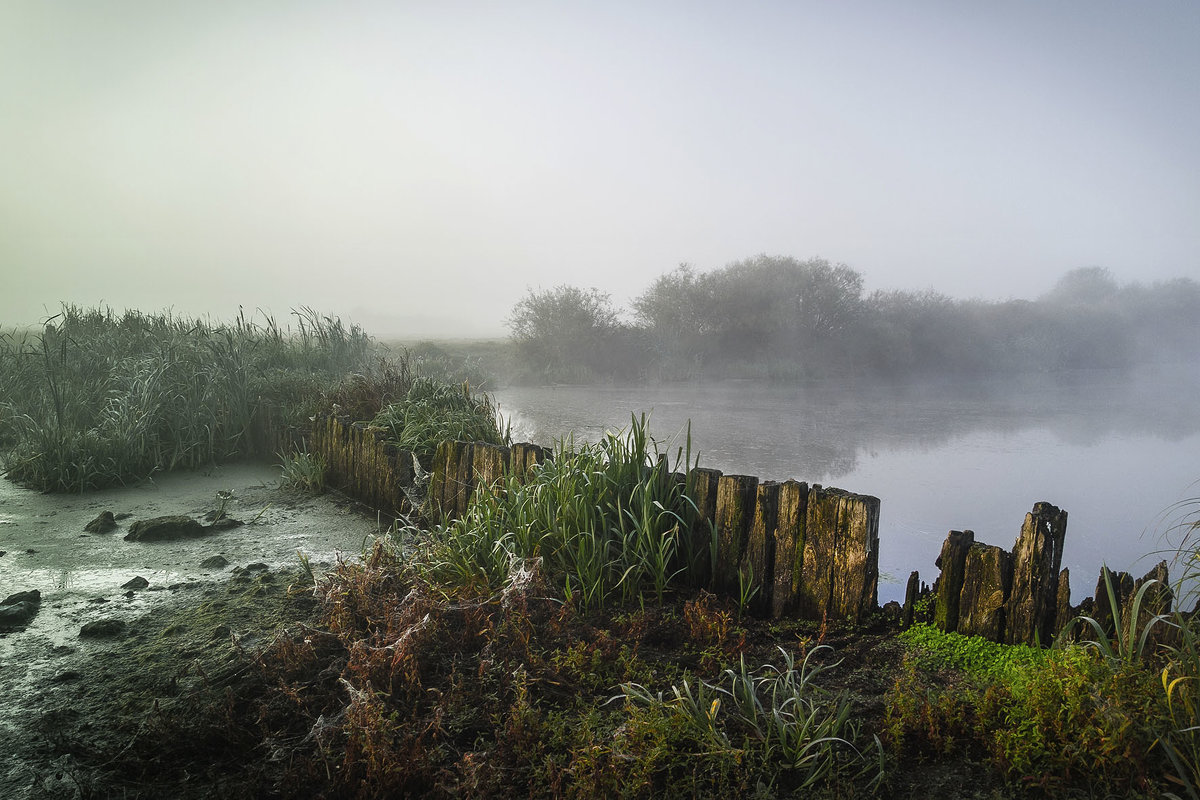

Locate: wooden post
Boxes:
[933,530,976,633]
[957,542,1012,641]
[509,442,550,482]
[1054,568,1073,638]
[684,467,722,588]
[713,474,758,595]
[800,486,880,623]
[429,440,475,523]
[901,571,921,628]
[743,481,779,617]
[472,442,511,498]
[771,480,809,618]
[1005,502,1068,646]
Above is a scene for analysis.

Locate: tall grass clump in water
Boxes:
[0,305,379,492]
[413,415,708,611]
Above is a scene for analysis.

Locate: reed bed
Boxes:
[0,305,378,491]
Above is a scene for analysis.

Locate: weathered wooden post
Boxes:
[683,467,722,588]
[1122,561,1173,653]
[901,571,922,628]
[1054,568,1073,636]
[799,486,880,624]
[509,442,550,482]
[429,440,475,522]
[771,480,809,618]
[713,474,758,595]
[933,530,975,633]
[471,442,511,499]
[743,481,779,617]
[1005,502,1068,646]
[957,542,1012,640]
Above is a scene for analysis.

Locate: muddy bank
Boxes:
[0,464,385,798]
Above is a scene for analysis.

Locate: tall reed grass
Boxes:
[410,415,710,611]
[0,305,378,491]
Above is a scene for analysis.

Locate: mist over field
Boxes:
[2,2,1198,337]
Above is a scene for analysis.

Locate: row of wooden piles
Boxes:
[427,439,883,625]
[427,438,878,623]
[308,415,1170,647]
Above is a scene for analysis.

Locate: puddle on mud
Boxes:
[0,462,387,795]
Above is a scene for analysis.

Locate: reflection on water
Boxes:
[494,368,1200,604]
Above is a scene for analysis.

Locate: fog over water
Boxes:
[495,368,1200,604]
[2,2,1199,335]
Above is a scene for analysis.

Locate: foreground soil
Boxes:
[3,531,1163,799]
[2,563,326,798]
[3,561,1028,799]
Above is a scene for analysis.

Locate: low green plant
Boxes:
[899,623,1048,683]
[279,449,326,492]
[889,622,1171,794]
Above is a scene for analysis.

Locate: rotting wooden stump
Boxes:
[429,440,475,522]
[798,486,880,624]
[309,415,412,516]
[1054,568,1073,637]
[1005,502,1068,646]
[901,571,923,628]
[1104,561,1174,653]
[471,442,511,499]
[509,442,550,482]
[957,542,1013,640]
[933,529,975,633]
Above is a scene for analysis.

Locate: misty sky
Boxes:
[3,1,1198,338]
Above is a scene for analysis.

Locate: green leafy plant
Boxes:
[1062,566,1172,664]
[278,449,326,492]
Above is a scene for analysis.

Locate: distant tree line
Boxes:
[507,256,1200,383]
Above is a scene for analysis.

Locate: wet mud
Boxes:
[0,463,383,798]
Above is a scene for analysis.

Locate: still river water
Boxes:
[494,368,1200,605]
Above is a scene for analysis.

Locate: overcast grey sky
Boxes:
[2,1,1198,337]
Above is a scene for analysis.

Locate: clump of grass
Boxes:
[278,449,326,492]
[411,415,705,612]
[1157,490,1200,797]
[369,377,506,459]
[620,646,884,791]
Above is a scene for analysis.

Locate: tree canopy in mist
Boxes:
[507,258,1200,383]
